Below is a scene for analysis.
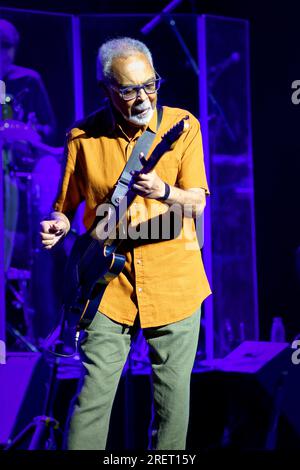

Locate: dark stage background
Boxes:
[1,0,299,341]
[0,0,299,453]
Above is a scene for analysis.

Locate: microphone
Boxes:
[140,0,183,35]
[209,52,240,75]
[208,52,240,87]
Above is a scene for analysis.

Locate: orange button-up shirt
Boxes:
[54,105,211,327]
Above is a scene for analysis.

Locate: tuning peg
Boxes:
[183,115,190,131]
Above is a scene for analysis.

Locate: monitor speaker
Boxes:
[188,341,300,450]
[0,352,50,447]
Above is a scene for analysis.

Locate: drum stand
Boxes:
[4,164,38,350]
[6,263,38,352]
[5,357,61,449]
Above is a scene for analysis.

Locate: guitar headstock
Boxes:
[161,115,190,147]
[139,115,190,173]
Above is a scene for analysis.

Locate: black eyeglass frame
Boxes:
[107,73,162,101]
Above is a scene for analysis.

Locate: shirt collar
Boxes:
[147,107,158,134]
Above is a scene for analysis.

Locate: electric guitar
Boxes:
[61,116,189,335]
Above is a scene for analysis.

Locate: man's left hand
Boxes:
[131,170,165,199]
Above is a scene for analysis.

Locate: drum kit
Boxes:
[1,101,64,350]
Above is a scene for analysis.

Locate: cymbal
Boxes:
[0,119,63,156]
[0,119,40,144]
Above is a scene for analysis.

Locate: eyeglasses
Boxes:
[109,74,162,101]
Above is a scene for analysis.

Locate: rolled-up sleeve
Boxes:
[177,116,210,194]
[53,133,84,219]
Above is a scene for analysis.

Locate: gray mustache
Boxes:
[132,102,150,113]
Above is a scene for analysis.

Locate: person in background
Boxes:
[1,19,57,345]
[0,18,56,142]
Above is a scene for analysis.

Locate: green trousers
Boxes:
[66,308,201,450]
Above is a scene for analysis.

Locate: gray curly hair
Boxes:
[97,37,154,82]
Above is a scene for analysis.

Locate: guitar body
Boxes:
[63,232,125,330]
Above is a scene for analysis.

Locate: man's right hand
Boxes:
[40,219,68,250]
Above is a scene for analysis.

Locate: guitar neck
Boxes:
[90,116,188,248]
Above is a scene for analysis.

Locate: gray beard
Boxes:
[126,107,154,126]
[118,98,155,126]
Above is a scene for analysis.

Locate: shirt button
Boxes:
[137,259,141,264]
[138,287,143,293]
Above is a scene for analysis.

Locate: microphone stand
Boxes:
[141,10,236,142]
[164,14,199,77]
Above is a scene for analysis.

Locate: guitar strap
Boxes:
[110,106,163,207]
